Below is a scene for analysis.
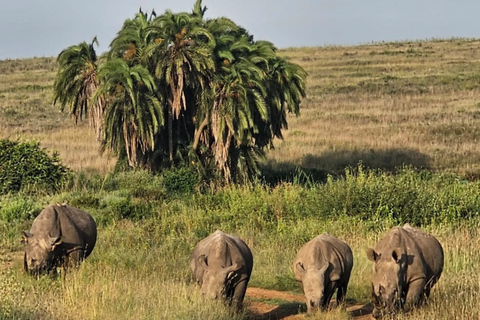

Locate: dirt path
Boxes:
[246,287,372,320]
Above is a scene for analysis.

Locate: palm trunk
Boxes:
[168,100,173,166]
[193,116,209,150]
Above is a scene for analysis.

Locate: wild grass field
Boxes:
[1,38,480,320]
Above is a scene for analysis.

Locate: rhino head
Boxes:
[23,231,63,276]
[296,261,338,312]
[197,255,241,302]
[366,247,406,318]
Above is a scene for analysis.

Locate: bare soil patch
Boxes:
[245,287,372,320]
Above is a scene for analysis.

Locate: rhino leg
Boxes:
[64,249,85,271]
[321,282,337,309]
[336,283,348,305]
[231,279,249,308]
[322,291,335,309]
[405,278,427,311]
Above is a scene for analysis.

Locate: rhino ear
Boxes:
[327,264,342,282]
[330,272,341,282]
[319,262,329,274]
[48,235,63,251]
[227,264,239,281]
[391,248,403,263]
[22,231,32,244]
[226,262,239,273]
[198,254,208,268]
[366,248,379,262]
[296,262,306,274]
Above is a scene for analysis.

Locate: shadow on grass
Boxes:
[0,309,52,320]
[261,147,431,185]
[248,300,373,320]
[247,302,305,320]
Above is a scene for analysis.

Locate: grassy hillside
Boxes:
[2,39,480,320]
[2,38,480,178]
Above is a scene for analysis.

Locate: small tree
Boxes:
[53,37,105,141]
[0,139,69,194]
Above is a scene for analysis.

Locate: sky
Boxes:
[1,0,480,60]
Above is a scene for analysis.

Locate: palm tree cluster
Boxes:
[53,0,307,184]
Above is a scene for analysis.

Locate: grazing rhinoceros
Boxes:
[23,203,97,276]
[366,223,444,318]
[190,230,253,306]
[293,232,354,313]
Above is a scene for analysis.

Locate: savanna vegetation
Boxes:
[1,2,480,319]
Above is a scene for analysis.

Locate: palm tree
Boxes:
[93,58,163,168]
[144,7,215,165]
[52,0,307,183]
[193,17,307,183]
[109,9,156,65]
[53,37,104,141]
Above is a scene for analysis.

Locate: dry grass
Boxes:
[2,38,480,177]
[2,221,479,320]
[0,58,115,174]
[271,38,480,178]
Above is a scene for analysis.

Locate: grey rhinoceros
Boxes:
[293,232,353,313]
[23,203,97,276]
[366,223,444,318]
[190,230,253,306]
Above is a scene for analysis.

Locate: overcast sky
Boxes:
[1,0,480,60]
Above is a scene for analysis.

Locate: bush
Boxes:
[100,191,156,222]
[103,170,165,200]
[0,139,69,194]
[162,166,199,194]
[0,196,40,222]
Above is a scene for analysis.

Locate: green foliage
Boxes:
[0,196,40,222]
[162,166,199,194]
[318,165,480,227]
[100,191,155,222]
[103,170,165,200]
[54,0,307,183]
[0,139,69,194]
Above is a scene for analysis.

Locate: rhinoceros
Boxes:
[190,230,253,306]
[293,232,354,313]
[366,223,444,318]
[23,203,97,276]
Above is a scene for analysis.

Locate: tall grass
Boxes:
[1,167,480,319]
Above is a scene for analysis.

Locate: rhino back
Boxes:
[190,230,253,278]
[403,225,444,280]
[294,233,353,280]
[30,204,97,257]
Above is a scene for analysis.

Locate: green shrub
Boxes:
[100,191,155,222]
[315,165,480,226]
[0,139,69,194]
[162,166,199,194]
[103,170,165,200]
[0,196,40,222]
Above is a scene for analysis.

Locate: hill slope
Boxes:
[1,38,480,177]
